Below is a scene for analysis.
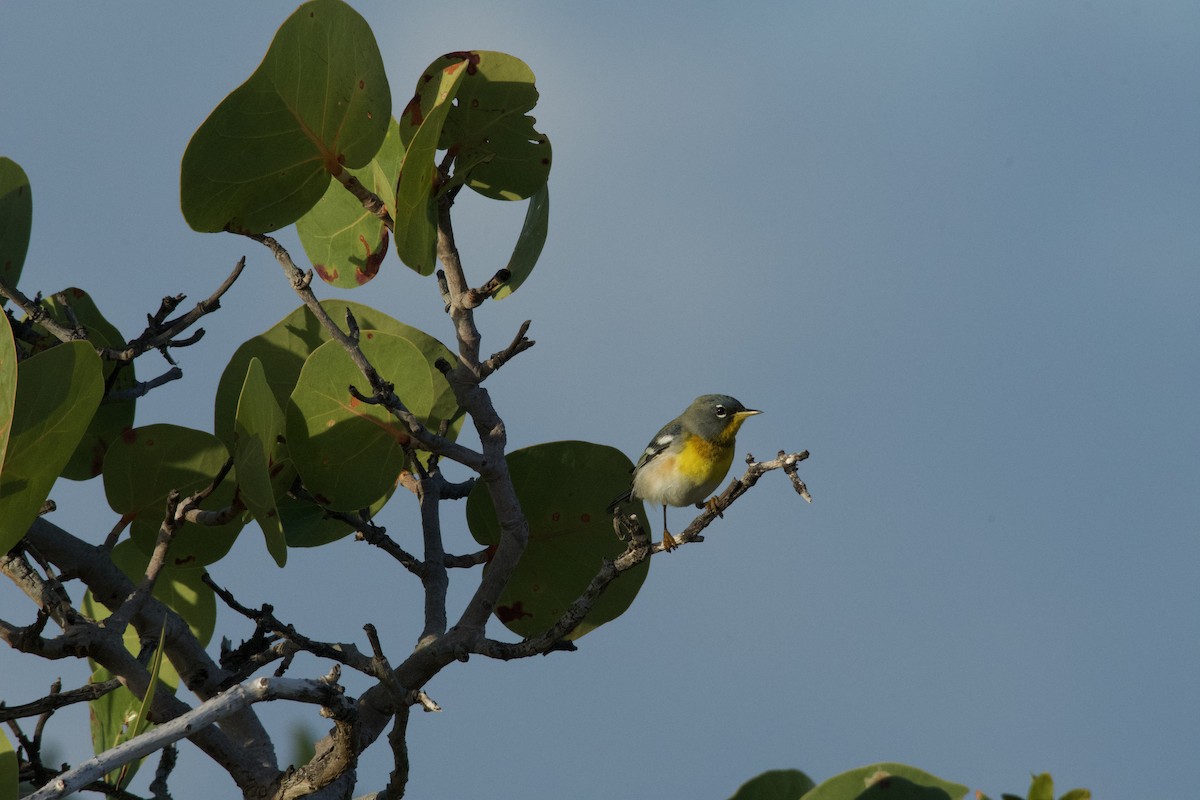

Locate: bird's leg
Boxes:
[700,496,724,519]
[660,505,678,551]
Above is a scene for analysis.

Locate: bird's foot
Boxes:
[661,529,679,552]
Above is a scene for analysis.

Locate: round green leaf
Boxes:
[0,157,31,302]
[804,764,969,800]
[39,288,137,480]
[180,0,390,233]
[234,357,288,566]
[102,424,242,568]
[728,769,817,800]
[298,118,404,288]
[466,441,651,640]
[0,341,103,556]
[286,331,434,511]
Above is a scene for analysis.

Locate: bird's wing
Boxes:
[607,420,683,511]
[634,420,683,471]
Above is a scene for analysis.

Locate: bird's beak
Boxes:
[736,409,762,419]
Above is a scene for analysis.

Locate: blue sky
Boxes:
[3,2,1199,797]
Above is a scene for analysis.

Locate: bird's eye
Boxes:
[715,405,727,418]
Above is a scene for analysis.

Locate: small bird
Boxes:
[610,394,761,551]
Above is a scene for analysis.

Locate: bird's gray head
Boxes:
[681,394,761,442]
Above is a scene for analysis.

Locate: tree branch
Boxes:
[25,676,352,800]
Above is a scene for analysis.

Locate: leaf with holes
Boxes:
[287,331,440,511]
[392,59,467,274]
[0,157,31,302]
[180,0,390,233]
[298,117,404,288]
[102,424,243,568]
[466,441,651,640]
[0,341,103,556]
[401,51,552,202]
[234,358,288,566]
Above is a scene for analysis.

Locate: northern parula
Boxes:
[610,394,761,551]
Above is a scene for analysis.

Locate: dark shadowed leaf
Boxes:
[466,441,650,639]
[39,288,137,480]
[0,157,31,301]
[103,424,243,568]
[727,769,816,800]
[234,358,288,566]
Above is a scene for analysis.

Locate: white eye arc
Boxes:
[715,405,728,418]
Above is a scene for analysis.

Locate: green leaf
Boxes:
[111,621,167,789]
[287,331,435,511]
[88,666,149,786]
[1058,790,1091,800]
[0,315,15,491]
[38,288,137,480]
[180,0,390,233]
[0,341,103,555]
[803,764,969,800]
[214,301,460,543]
[402,51,552,201]
[0,157,31,303]
[466,441,651,639]
[102,424,243,568]
[494,184,549,300]
[234,358,288,566]
[727,769,816,800]
[0,728,16,800]
[81,540,216,676]
[298,117,404,288]
[393,59,467,274]
[1027,774,1054,800]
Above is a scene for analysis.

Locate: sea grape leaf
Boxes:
[727,769,816,800]
[38,288,137,480]
[401,51,551,202]
[0,157,31,301]
[180,0,390,233]
[0,315,14,494]
[234,358,288,566]
[298,117,404,288]
[0,341,103,555]
[466,441,651,640]
[214,301,459,544]
[803,763,968,800]
[102,424,243,568]
[494,183,549,299]
[392,59,467,274]
[286,331,435,511]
